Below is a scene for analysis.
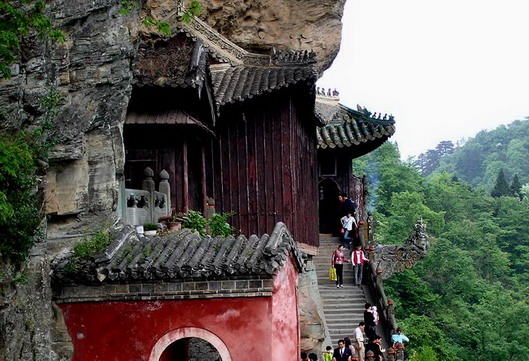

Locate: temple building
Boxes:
[52,6,396,361]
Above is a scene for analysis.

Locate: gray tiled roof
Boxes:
[316,102,396,149]
[210,64,317,106]
[53,223,306,284]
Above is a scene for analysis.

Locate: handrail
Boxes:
[358,219,398,344]
[359,213,427,361]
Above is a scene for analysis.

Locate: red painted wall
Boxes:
[272,255,300,359]
[59,260,300,361]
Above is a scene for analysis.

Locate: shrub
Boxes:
[209,212,234,237]
[64,231,112,273]
[143,223,159,231]
[0,89,61,266]
[72,231,112,260]
[183,210,208,236]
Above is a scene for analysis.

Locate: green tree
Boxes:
[490,168,509,197]
[510,173,522,199]
[355,140,529,361]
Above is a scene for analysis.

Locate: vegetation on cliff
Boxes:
[0,89,60,265]
[355,140,529,360]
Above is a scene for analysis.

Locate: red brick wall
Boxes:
[59,260,300,361]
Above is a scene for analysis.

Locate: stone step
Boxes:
[326,315,364,322]
[324,306,365,312]
[327,319,363,326]
[315,236,371,348]
[320,292,364,299]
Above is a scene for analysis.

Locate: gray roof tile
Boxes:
[316,101,396,150]
[211,65,317,106]
[53,223,306,284]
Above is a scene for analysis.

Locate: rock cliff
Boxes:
[149,0,346,71]
[0,0,346,359]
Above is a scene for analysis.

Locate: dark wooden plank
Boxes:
[175,143,184,212]
[201,146,207,213]
[263,100,275,233]
[254,105,266,235]
[280,94,293,232]
[246,109,258,234]
[238,112,250,235]
[272,94,284,228]
[182,141,189,212]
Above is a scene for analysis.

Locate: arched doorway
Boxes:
[149,327,232,361]
[159,337,221,361]
[318,179,341,234]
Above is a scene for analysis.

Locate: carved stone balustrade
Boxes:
[122,167,171,225]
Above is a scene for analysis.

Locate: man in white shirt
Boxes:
[354,322,366,361]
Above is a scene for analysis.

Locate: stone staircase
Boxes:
[314,235,367,345]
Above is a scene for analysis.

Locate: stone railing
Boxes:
[359,218,398,342]
[123,167,171,225]
[359,215,428,360]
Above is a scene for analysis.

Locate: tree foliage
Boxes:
[0,0,63,78]
[0,89,60,264]
[414,140,454,176]
[355,141,529,360]
[490,168,509,197]
[435,118,529,191]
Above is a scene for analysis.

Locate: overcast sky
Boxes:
[317,0,529,159]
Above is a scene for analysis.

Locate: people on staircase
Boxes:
[367,305,379,327]
[340,212,357,249]
[353,322,366,361]
[364,335,385,361]
[323,346,334,361]
[332,245,350,288]
[309,353,319,361]
[391,327,409,359]
[343,337,357,359]
[363,303,377,341]
[332,339,353,361]
[352,245,369,286]
[339,193,356,217]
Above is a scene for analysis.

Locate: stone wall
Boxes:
[298,257,326,353]
[0,256,72,361]
[54,277,274,303]
[0,0,346,236]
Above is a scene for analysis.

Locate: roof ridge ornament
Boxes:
[160,7,317,67]
[315,87,340,105]
[271,48,317,66]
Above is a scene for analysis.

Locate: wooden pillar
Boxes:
[183,142,189,212]
[201,146,207,214]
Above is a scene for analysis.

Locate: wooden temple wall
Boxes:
[210,88,319,247]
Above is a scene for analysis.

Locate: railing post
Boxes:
[159,169,171,214]
[387,347,396,361]
[367,211,374,246]
[206,197,215,219]
[395,342,405,361]
[142,167,155,223]
[142,167,155,192]
[366,350,375,361]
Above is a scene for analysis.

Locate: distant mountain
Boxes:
[415,117,529,190]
